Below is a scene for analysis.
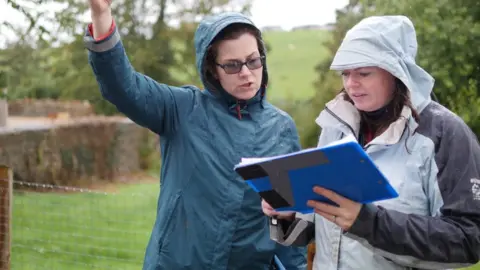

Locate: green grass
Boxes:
[12,181,480,270]
[11,182,159,270]
[262,29,331,102]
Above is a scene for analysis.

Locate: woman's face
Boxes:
[341,67,396,112]
[214,33,263,100]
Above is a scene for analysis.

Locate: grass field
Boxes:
[262,29,331,102]
[11,179,480,270]
[11,181,159,270]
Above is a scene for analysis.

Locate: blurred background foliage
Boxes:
[1,0,479,148]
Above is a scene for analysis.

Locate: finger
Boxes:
[317,210,349,229]
[276,211,296,221]
[313,186,346,205]
[262,200,274,211]
[264,208,280,217]
[263,209,274,217]
[313,209,337,223]
[264,204,274,211]
[307,200,341,217]
[266,211,291,220]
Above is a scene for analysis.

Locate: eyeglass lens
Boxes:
[221,57,263,74]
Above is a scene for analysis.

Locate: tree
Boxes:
[300,0,480,148]
[0,0,253,115]
[362,0,480,136]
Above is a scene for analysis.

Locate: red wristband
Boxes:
[88,19,116,41]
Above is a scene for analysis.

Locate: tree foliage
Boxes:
[299,0,480,147]
[364,0,480,134]
[1,0,478,146]
[0,0,252,114]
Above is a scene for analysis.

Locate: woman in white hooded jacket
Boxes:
[263,15,480,270]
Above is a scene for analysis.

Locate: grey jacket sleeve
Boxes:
[345,103,480,269]
[270,213,315,247]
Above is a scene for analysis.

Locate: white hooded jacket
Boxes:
[270,15,480,270]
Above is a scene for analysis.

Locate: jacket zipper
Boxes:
[324,106,376,151]
[324,106,356,138]
[325,105,372,261]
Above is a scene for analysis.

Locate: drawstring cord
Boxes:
[231,85,267,119]
[236,102,242,120]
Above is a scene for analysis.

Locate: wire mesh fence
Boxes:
[1,174,159,270]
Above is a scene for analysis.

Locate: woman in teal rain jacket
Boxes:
[84,1,307,269]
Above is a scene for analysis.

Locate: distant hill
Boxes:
[260,24,334,33]
[291,24,335,31]
[261,26,285,32]
[262,28,332,102]
[170,27,332,103]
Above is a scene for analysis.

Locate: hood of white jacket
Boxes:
[330,15,435,114]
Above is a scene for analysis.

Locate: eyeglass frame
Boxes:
[215,55,266,75]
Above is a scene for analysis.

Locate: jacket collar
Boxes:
[315,93,418,148]
[205,87,265,119]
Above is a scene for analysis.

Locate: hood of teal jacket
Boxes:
[330,15,435,113]
[193,12,269,108]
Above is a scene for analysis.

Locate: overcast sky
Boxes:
[0,0,348,45]
[251,0,348,30]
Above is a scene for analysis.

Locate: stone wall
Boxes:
[0,116,158,186]
[8,99,94,117]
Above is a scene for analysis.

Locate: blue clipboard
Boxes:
[234,135,398,214]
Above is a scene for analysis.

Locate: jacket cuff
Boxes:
[84,19,120,52]
[345,203,378,238]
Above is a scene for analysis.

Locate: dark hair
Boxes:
[203,23,266,91]
[342,78,420,151]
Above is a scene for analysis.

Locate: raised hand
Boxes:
[88,0,113,39]
[88,0,112,16]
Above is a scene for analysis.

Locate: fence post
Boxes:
[307,242,315,270]
[0,165,12,270]
[0,99,8,127]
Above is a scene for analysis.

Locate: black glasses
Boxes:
[216,56,265,74]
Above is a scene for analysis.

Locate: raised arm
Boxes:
[345,111,480,269]
[84,1,196,136]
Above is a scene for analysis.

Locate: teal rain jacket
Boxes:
[84,12,307,270]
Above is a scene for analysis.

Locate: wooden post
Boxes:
[0,165,12,270]
[307,242,316,270]
[0,99,7,127]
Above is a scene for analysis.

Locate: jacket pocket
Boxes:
[157,192,182,251]
[157,191,201,268]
